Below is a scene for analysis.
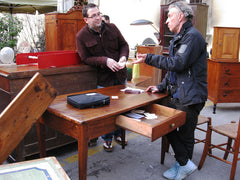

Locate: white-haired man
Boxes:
[133,1,208,179]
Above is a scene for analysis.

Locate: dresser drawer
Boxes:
[219,77,240,88]
[116,104,186,142]
[218,89,240,102]
[220,64,240,78]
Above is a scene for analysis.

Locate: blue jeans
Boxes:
[102,129,121,142]
[98,78,127,142]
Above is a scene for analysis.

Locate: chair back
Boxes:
[0,72,57,164]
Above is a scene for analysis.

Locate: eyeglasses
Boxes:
[87,12,102,19]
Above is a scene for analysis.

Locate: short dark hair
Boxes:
[82,3,98,18]
[102,15,110,21]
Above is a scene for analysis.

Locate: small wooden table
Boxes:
[37,85,186,180]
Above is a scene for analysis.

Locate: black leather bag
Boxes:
[67,92,110,109]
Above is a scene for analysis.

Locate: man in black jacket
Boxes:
[132,1,207,179]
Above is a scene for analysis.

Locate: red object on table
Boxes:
[16,50,81,68]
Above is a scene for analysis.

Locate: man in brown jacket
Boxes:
[76,3,129,152]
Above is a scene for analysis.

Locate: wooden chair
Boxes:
[0,72,57,164]
[198,119,240,180]
[127,45,163,88]
[161,115,212,164]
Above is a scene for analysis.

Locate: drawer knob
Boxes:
[223,94,227,97]
[224,82,229,86]
[225,69,231,75]
[170,123,175,128]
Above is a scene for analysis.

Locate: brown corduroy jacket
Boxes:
[76,22,129,87]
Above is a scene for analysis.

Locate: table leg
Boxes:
[121,128,126,149]
[36,118,46,157]
[78,134,88,180]
[213,104,216,114]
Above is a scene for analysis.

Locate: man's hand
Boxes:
[107,58,121,72]
[146,86,159,93]
[118,56,127,69]
[131,53,147,64]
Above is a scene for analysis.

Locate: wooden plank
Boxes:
[0,72,57,164]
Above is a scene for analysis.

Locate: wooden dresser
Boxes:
[207,59,240,113]
[0,64,97,161]
[208,27,240,113]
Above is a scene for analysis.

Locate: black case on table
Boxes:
[67,92,110,109]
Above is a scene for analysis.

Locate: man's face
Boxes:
[166,7,182,34]
[84,7,102,30]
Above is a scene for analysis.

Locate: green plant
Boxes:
[74,0,88,6]
[0,13,22,50]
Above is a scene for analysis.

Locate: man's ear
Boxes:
[177,12,183,21]
[84,17,88,23]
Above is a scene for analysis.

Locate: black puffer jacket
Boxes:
[145,20,208,106]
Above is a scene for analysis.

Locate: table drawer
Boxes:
[116,104,186,141]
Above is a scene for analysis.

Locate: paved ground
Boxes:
[4,100,240,179]
[45,100,240,180]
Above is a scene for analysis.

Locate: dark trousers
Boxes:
[166,98,205,166]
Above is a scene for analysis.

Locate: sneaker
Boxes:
[103,141,113,152]
[88,138,98,147]
[114,136,128,146]
[163,162,180,180]
[174,159,197,180]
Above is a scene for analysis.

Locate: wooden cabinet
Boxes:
[211,27,240,61]
[207,59,240,113]
[208,27,240,113]
[159,3,208,54]
[45,9,85,51]
[0,64,97,161]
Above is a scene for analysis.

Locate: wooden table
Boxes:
[37,85,186,180]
